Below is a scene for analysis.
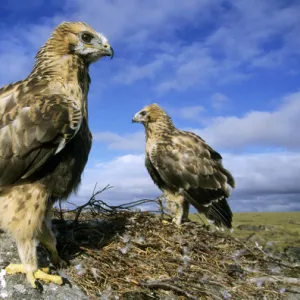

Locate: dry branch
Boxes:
[51,185,300,299]
[139,280,199,300]
[248,276,300,285]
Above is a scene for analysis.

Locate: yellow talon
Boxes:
[162,220,171,225]
[33,269,63,285]
[5,264,50,274]
[5,264,63,288]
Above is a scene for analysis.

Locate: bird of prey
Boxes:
[132,104,235,228]
[0,21,113,289]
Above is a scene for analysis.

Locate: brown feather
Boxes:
[135,103,235,228]
[0,21,112,287]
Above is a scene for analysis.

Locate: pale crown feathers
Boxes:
[39,21,114,64]
[132,103,235,229]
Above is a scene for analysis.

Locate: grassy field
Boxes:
[190,212,300,252]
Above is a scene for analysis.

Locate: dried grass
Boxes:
[51,187,300,299]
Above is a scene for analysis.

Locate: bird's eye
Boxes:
[140,111,147,116]
[81,33,93,43]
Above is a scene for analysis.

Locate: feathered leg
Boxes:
[165,191,190,225]
[181,199,190,223]
[2,185,64,288]
[6,238,63,288]
[38,210,67,268]
[172,197,190,225]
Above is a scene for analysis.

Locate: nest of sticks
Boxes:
[51,185,300,300]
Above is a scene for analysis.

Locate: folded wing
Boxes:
[0,92,82,188]
[148,131,235,228]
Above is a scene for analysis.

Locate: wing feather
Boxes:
[148,130,234,228]
[0,92,82,188]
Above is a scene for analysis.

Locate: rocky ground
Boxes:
[0,211,299,300]
[0,230,88,300]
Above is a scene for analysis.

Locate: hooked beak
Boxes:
[102,43,114,59]
[132,113,139,123]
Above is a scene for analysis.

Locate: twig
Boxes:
[139,280,199,300]
[63,184,164,222]
[248,276,300,285]
[73,184,113,222]
[58,200,63,220]
[194,213,206,226]
[285,288,300,295]
[254,242,300,269]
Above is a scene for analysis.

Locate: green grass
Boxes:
[190,212,300,252]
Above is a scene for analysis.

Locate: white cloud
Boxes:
[211,93,230,110]
[2,0,300,91]
[0,15,64,85]
[71,151,300,212]
[194,91,300,151]
[0,0,299,215]
[204,0,300,66]
[224,151,300,212]
[95,91,300,152]
[92,104,206,151]
[110,0,300,91]
[0,0,217,87]
[0,50,32,86]
[93,131,145,151]
[154,46,225,93]
[66,0,216,44]
[223,152,300,197]
[179,105,205,120]
[85,89,300,211]
[165,104,206,121]
[77,154,159,204]
[113,60,165,85]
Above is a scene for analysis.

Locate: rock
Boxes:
[237,224,276,231]
[284,246,300,263]
[247,234,266,246]
[122,291,158,299]
[226,264,245,279]
[0,231,88,300]
[285,287,300,300]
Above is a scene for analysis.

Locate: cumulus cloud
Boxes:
[113,60,165,85]
[0,15,64,85]
[93,131,145,151]
[111,0,300,92]
[66,0,216,44]
[76,154,159,205]
[195,91,300,151]
[2,0,300,92]
[94,91,300,152]
[71,151,300,212]
[1,1,298,214]
[211,93,230,110]
[73,90,300,212]
[1,0,214,87]
[178,106,205,120]
[164,104,206,121]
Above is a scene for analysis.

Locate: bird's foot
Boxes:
[5,264,63,289]
[172,217,183,226]
[27,269,63,289]
[162,219,172,225]
[180,219,194,226]
[5,263,50,274]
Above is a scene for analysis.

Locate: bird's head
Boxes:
[49,21,114,63]
[132,103,171,125]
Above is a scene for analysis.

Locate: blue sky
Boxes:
[1,0,300,212]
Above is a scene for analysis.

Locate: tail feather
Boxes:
[222,168,235,189]
[205,197,233,229]
[181,188,233,229]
